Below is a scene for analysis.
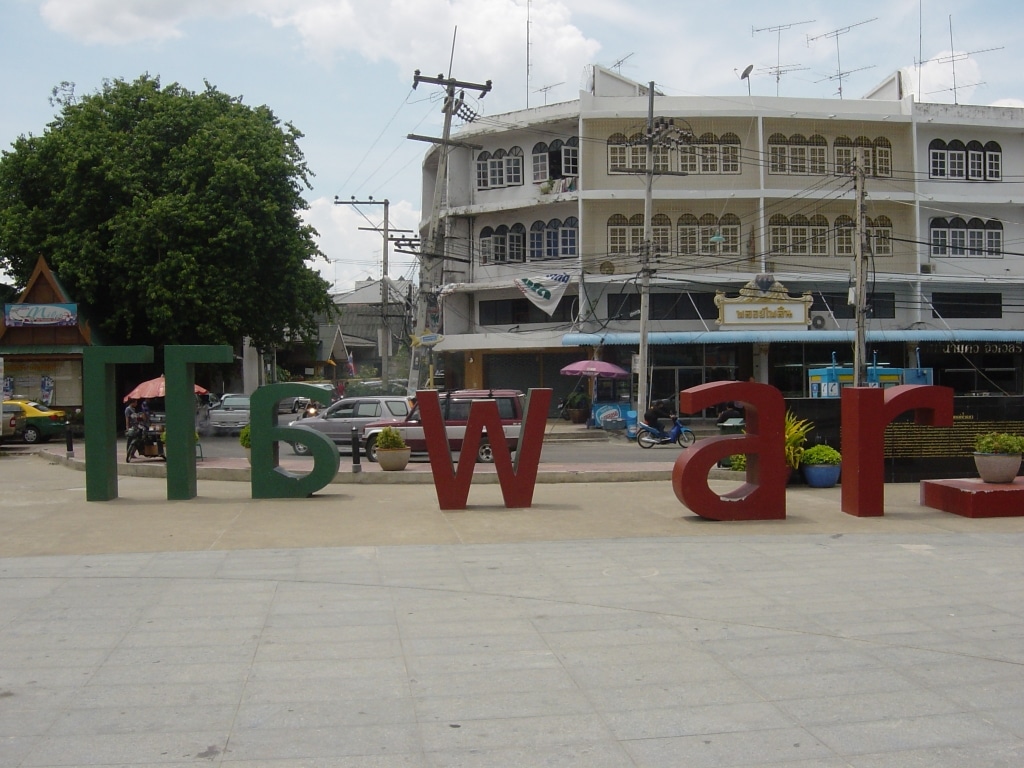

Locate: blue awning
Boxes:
[562,330,1024,346]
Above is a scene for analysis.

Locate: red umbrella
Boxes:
[123,375,208,402]
[560,360,630,379]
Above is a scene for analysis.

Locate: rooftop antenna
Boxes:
[609,53,634,73]
[753,20,814,96]
[758,63,810,96]
[915,16,1002,104]
[526,0,531,108]
[807,17,877,98]
[735,63,754,96]
[533,81,564,106]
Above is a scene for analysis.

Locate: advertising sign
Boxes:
[4,303,78,327]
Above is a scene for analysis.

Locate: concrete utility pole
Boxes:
[637,82,656,423]
[852,148,869,387]
[334,197,412,392]
[406,70,491,394]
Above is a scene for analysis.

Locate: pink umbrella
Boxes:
[123,375,208,402]
[560,360,630,379]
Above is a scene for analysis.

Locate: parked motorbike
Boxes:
[126,425,166,462]
[636,415,696,449]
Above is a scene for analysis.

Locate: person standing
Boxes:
[124,399,139,431]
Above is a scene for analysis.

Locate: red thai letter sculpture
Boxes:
[841,385,954,517]
[673,381,787,521]
[420,388,551,510]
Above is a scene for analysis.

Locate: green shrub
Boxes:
[800,444,842,466]
[376,426,406,450]
[974,432,1024,454]
[238,424,251,449]
[784,410,813,470]
[729,454,747,471]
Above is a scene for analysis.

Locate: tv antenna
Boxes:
[533,81,564,105]
[915,16,1002,104]
[807,17,877,98]
[759,64,810,97]
[609,53,634,73]
[753,20,814,96]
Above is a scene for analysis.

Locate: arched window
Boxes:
[531,142,549,182]
[529,221,546,260]
[948,217,967,256]
[651,213,672,257]
[789,135,808,175]
[869,215,893,256]
[966,217,986,256]
[505,147,524,186]
[929,138,948,178]
[930,217,949,257]
[768,133,788,174]
[769,214,790,254]
[545,218,563,259]
[698,132,719,174]
[720,133,741,174]
[986,219,1003,256]
[873,137,892,178]
[699,212,719,253]
[809,214,829,256]
[560,217,579,257]
[607,133,629,173]
[677,213,699,254]
[479,225,495,262]
[476,151,491,189]
[984,141,1002,180]
[508,223,526,261]
[807,135,828,175]
[790,214,810,255]
[608,214,629,255]
[946,140,966,179]
[834,136,854,176]
[854,136,874,176]
[835,214,855,256]
[966,140,985,180]
[492,224,510,262]
[489,148,507,188]
[563,137,579,177]
[719,213,741,254]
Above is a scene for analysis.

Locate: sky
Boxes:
[3,0,1024,294]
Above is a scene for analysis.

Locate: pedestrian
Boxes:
[124,399,139,432]
[716,402,743,425]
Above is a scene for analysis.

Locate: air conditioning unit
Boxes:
[920,263,934,274]
[810,313,828,330]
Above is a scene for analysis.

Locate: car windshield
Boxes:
[25,401,52,412]
[219,396,249,408]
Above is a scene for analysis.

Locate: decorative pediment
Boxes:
[714,275,813,328]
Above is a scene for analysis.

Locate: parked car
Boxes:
[2,402,27,444]
[207,393,250,435]
[3,399,67,444]
[362,389,524,463]
[287,395,411,455]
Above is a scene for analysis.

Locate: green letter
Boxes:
[250,383,339,498]
[163,345,233,499]
[83,346,153,501]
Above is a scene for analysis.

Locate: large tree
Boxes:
[0,75,332,350]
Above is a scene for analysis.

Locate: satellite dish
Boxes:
[599,261,616,275]
[741,64,754,80]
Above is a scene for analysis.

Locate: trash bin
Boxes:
[625,410,638,439]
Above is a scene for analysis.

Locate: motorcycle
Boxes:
[126,423,166,462]
[636,415,696,449]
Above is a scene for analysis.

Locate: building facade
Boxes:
[423,67,1024,410]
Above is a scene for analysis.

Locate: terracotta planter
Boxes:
[973,452,1022,484]
[568,408,589,424]
[802,463,842,488]
[377,447,411,471]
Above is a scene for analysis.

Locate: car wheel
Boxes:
[365,435,378,462]
[291,441,311,456]
[476,440,494,463]
[22,425,41,444]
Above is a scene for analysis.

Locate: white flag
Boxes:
[514,274,571,316]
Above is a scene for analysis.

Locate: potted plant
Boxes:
[800,444,842,488]
[564,391,591,424]
[239,424,252,464]
[375,426,411,471]
[784,410,813,479]
[973,432,1024,483]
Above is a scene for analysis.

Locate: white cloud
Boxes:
[38,0,256,44]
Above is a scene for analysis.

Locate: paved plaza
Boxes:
[1,451,1023,767]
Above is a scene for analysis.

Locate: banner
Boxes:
[4,303,78,326]
[513,274,571,317]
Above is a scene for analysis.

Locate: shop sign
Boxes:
[714,276,812,329]
[4,303,78,327]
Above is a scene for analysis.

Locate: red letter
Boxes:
[420,389,551,510]
[841,385,953,517]
[673,381,787,521]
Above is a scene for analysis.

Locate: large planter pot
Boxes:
[568,409,589,424]
[802,463,842,488]
[973,452,1022,484]
[377,447,411,471]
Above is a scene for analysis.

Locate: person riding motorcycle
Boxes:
[643,400,672,433]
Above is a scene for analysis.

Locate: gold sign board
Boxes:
[715,275,812,329]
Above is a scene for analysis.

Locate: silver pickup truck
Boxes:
[207,393,250,435]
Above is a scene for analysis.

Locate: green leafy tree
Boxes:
[0,75,332,350]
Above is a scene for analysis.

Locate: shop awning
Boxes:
[562,330,1024,346]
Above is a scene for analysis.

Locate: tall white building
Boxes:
[423,66,1024,407]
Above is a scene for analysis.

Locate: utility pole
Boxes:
[852,148,869,387]
[406,70,491,394]
[334,197,413,392]
[637,82,655,424]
